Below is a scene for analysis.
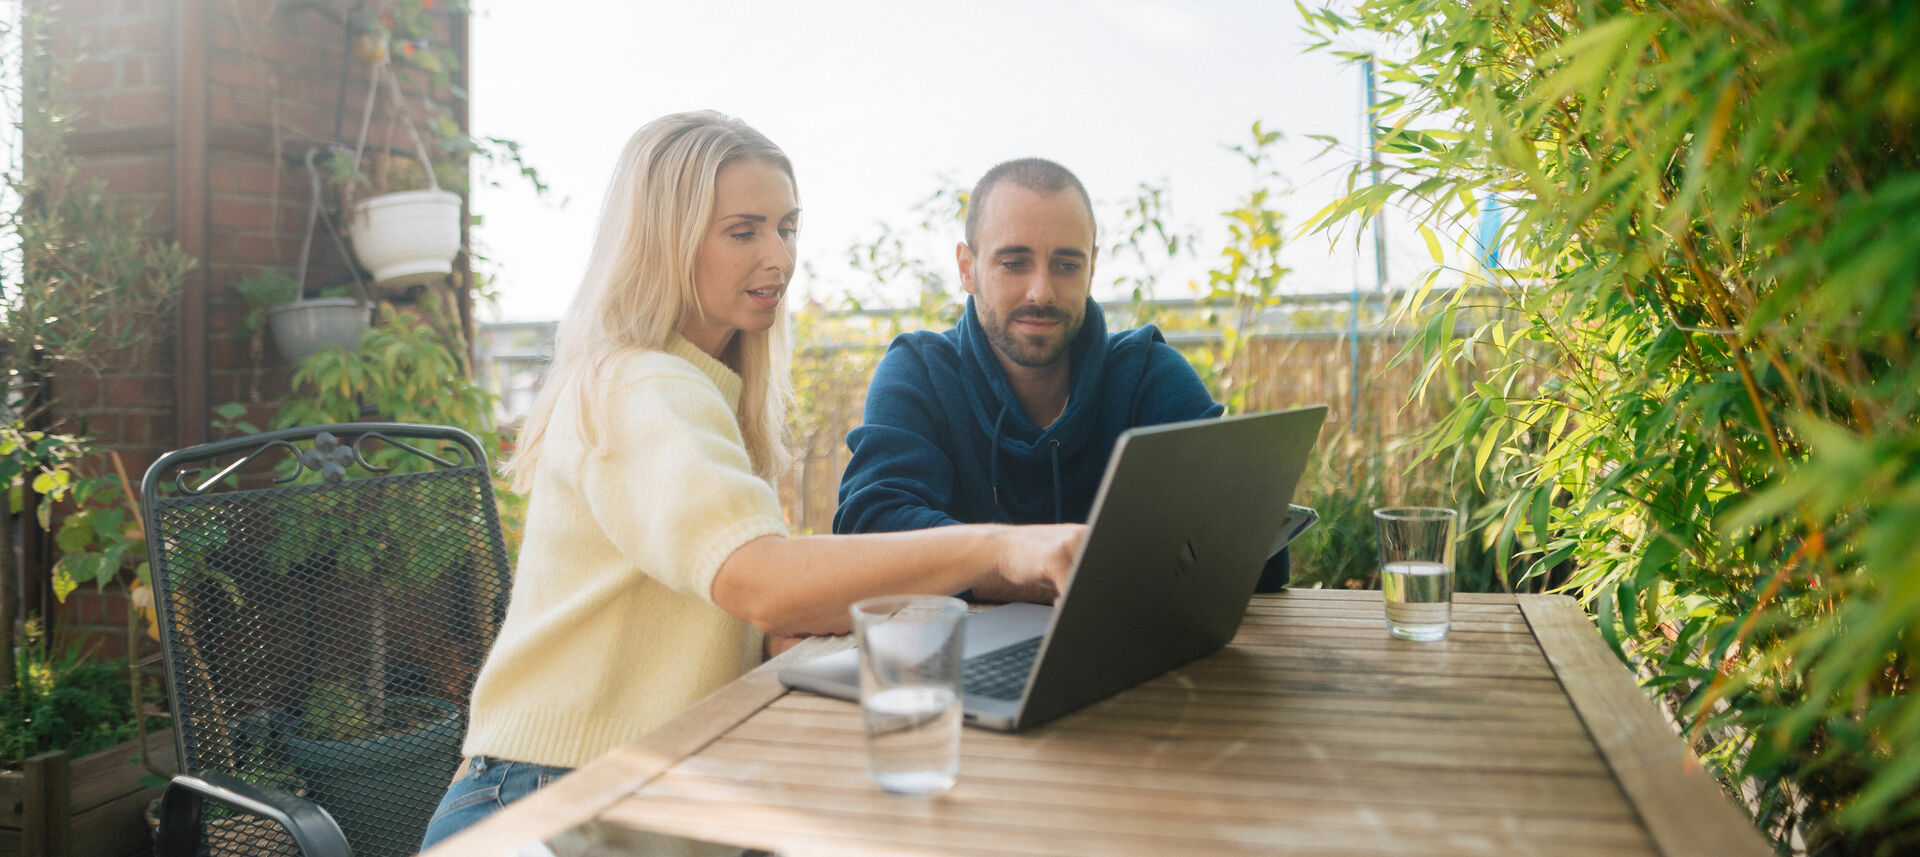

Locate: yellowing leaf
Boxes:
[1418,224,1445,263]
[51,561,79,602]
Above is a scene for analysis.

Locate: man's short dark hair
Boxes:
[964,158,1096,247]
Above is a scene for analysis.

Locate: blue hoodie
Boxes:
[835,297,1290,590]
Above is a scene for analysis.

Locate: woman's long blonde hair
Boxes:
[506,111,795,491]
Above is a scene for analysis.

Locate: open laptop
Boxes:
[779,404,1329,732]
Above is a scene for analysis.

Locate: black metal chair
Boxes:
[141,424,513,857]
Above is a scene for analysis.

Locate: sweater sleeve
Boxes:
[578,365,788,605]
[834,341,965,535]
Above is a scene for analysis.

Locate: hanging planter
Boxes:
[347,188,462,289]
[230,150,377,368]
[267,297,372,365]
[343,58,463,292]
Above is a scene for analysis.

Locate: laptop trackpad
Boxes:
[776,602,1053,702]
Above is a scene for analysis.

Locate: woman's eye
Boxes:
[731,230,755,241]
[778,227,797,239]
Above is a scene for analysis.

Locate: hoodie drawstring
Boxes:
[989,404,1009,521]
[1049,439,1062,524]
[989,403,1066,524]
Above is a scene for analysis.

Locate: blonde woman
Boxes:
[420,111,1082,847]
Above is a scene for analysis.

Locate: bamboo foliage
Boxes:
[1304,0,1919,851]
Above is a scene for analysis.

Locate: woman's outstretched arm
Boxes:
[710,523,1083,637]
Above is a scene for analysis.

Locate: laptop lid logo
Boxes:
[1176,540,1199,578]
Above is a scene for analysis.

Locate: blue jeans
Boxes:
[418,755,572,849]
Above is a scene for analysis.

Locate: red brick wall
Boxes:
[34,0,470,648]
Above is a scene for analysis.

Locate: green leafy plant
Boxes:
[0,9,192,707]
[1193,122,1293,414]
[299,678,446,742]
[1306,1,1920,851]
[231,268,302,334]
[0,620,168,768]
[256,295,501,738]
[49,470,147,608]
[275,297,495,440]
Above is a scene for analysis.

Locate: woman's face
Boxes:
[681,157,799,359]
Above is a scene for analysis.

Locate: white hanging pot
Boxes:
[267,297,371,365]
[347,189,462,290]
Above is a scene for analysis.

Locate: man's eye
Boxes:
[1001,260,1029,271]
[1055,262,1082,273]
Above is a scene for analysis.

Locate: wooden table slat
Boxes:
[692,737,1643,816]
[777,689,1593,736]
[732,708,1615,775]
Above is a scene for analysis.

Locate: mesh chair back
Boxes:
[142,424,512,857]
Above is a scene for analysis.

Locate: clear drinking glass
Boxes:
[850,594,966,796]
[1374,507,1458,641]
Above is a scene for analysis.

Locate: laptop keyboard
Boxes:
[962,636,1041,701]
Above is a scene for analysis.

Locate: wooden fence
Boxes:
[775,314,1459,537]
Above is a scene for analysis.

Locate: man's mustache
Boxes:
[1007,306,1071,324]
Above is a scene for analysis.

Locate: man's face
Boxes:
[957,184,1097,370]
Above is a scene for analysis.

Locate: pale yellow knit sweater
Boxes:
[462,336,788,768]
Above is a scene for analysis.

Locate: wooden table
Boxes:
[426,590,1771,857]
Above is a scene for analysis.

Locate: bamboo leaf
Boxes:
[1418,223,1444,263]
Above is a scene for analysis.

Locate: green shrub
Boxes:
[0,622,167,768]
[275,295,496,447]
[1307,1,1920,851]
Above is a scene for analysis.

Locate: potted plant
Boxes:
[331,1,544,297]
[232,268,372,366]
[335,1,465,293]
[340,145,463,292]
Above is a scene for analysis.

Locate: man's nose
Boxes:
[1022,269,1054,305]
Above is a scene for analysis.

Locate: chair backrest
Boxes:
[141,424,513,857]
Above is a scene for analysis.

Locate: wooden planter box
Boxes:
[0,729,176,857]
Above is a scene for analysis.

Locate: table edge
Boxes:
[418,635,849,856]
[1518,594,1773,857]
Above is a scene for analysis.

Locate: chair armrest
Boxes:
[155,772,352,857]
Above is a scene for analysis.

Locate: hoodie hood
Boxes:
[957,295,1110,459]
[833,295,1223,535]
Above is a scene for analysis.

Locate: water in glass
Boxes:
[1382,560,1453,641]
[863,684,960,795]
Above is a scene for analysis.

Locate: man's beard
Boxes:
[982,303,1081,369]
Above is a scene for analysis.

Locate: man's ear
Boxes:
[956,241,977,296]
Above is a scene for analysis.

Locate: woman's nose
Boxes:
[766,236,795,273]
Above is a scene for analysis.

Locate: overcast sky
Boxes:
[467,1,1429,323]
